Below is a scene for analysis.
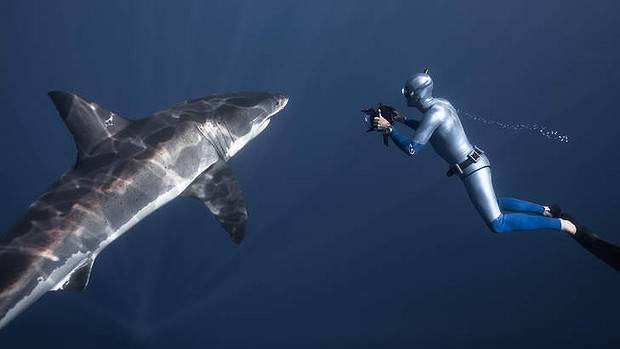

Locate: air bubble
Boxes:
[462,111,570,144]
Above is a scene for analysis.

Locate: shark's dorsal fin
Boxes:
[183,160,247,244]
[48,91,131,159]
[54,257,95,291]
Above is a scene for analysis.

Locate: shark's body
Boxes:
[0,91,288,329]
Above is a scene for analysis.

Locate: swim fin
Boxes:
[572,225,620,273]
[549,204,562,218]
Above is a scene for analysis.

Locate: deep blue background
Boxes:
[1,0,620,348]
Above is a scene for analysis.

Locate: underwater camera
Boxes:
[362,103,400,146]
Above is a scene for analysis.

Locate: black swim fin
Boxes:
[549,204,563,218]
[572,226,620,273]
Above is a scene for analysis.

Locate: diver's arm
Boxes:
[401,118,420,130]
[388,109,443,157]
[411,109,443,145]
[387,126,423,156]
[392,110,420,129]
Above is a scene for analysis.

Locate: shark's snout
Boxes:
[277,94,289,106]
[271,94,289,117]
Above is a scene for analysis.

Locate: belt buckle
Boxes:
[468,150,480,162]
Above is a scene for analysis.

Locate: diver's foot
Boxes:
[544,204,562,218]
[560,218,577,236]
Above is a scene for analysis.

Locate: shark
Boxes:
[0,90,288,330]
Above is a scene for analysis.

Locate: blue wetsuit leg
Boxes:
[498,197,545,215]
[462,166,562,233]
[490,213,561,233]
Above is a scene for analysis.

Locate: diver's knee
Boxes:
[488,214,508,234]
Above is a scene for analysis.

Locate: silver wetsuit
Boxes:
[389,72,560,233]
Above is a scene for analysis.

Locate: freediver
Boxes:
[372,69,579,236]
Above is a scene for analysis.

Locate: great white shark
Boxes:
[0,90,288,330]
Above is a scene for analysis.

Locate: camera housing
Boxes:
[362,103,400,146]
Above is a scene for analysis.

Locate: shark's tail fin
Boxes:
[48,91,131,160]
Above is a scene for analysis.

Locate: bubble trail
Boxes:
[462,111,570,144]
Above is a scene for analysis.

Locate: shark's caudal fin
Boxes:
[183,160,248,244]
[48,91,131,159]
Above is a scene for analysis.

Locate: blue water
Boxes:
[1,0,620,348]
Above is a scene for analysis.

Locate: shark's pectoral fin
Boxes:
[183,160,247,244]
[53,257,95,292]
[48,91,132,160]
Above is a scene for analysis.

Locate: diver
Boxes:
[372,69,578,236]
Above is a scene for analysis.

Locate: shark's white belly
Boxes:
[97,177,194,253]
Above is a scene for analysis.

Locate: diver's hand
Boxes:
[373,114,391,130]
